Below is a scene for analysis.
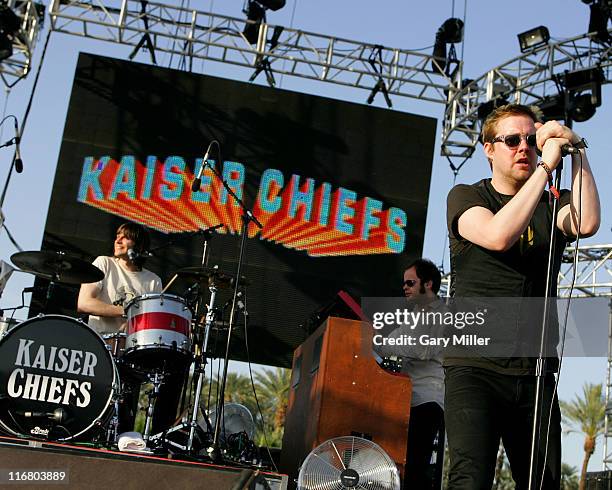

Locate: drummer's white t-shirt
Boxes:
[88,256,162,334]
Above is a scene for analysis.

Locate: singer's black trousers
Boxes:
[444,366,561,490]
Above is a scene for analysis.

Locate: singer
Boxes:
[444,104,600,488]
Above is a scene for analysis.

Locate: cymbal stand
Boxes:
[106,386,122,444]
[160,224,224,295]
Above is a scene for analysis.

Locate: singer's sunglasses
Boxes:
[403,279,418,287]
[490,133,537,149]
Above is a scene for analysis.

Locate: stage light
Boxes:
[243,0,266,45]
[0,32,12,61]
[257,0,286,11]
[431,18,464,74]
[243,0,286,45]
[438,18,464,43]
[477,97,509,122]
[0,4,21,62]
[534,94,566,122]
[569,93,598,122]
[584,0,611,44]
[564,67,604,122]
[517,26,550,52]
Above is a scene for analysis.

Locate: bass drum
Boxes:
[0,315,118,441]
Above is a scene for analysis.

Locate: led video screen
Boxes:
[34,53,436,367]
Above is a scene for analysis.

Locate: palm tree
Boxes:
[561,463,579,490]
[560,382,606,490]
[253,367,291,447]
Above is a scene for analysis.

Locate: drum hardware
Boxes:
[102,332,127,358]
[149,280,221,455]
[147,216,231,456]
[142,370,165,443]
[105,384,123,444]
[193,147,263,464]
[0,315,20,338]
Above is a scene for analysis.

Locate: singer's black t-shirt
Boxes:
[445,178,572,375]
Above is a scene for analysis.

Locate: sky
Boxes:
[0,0,611,476]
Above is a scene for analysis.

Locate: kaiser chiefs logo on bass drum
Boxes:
[6,338,98,407]
[0,315,117,441]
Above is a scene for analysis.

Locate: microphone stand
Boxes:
[199,154,263,463]
[527,128,571,489]
[0,115,21,209]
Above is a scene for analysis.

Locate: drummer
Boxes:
[77,222,162,333]
[77,222,183,436]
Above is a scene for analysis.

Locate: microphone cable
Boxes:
[538,149,585,490]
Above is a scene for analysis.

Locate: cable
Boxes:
[460,0,467,63]
[242,290,279,473]
[277,0,298,88]
[0,28,53,209]
[538,151,584,490]
[0,88,10,141]
[2,223,23,251]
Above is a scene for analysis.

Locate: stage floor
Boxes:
[0,435,288,489]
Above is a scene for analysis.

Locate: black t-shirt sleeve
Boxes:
[447,184,487,239]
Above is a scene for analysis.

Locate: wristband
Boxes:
[538,160,553,178]
[538,161,560,200]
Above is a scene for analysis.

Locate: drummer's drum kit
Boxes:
[0,249,241,454]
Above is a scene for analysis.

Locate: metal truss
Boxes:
[47,0,455,104]
[45,1,612,162]
[559,244,612,470]
[558,244,612,298]
[442,32,612,159]
[0,0,45,86]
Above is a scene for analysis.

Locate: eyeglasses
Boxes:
[491,133,537,149]
[403,279,418,287]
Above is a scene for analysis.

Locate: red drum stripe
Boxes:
[128,312,190,335]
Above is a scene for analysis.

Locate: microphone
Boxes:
[561,143,580,156]
[13,119,22,173]
[23,408,68,423]
[127,248,138,262]
[191,146,212,192]
[127,248,153,261]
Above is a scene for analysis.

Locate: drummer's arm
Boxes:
[77,282,124,318]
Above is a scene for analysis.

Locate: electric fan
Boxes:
[297,436,401,490]
[200,403,256,440]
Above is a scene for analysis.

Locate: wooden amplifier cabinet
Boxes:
[280,317,412,487]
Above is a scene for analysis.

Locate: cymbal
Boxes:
[175,266,233,288]
[175,267,250,287]
[11,250,104,285]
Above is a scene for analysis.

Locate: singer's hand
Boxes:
[540,137,571,171]
[535,120,580,152]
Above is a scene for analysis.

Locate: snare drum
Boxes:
[0,315,119,441]
[0,316,20,338]
[124,294,192,368]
